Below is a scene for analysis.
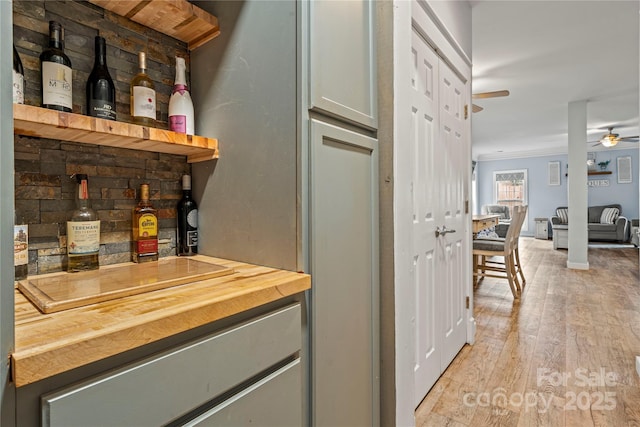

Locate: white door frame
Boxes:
[393,1,474,425]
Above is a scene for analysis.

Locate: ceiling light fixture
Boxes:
[600,134,618,148]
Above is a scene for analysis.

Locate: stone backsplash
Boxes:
[13,0,192,274]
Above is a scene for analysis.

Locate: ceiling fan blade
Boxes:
[472,104,483,113]
[472,90,510,99]
[619,135,639,141]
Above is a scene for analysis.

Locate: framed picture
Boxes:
[548,161,561,186]
[617,156,632,184]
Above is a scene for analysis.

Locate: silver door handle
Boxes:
[435,226,456,237]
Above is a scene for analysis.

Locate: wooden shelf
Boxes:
[13,104,218,163]
[588,171,612,175]
[88,0,220,50]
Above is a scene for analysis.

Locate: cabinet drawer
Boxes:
[184,359,302,426]
[42,304,301,427]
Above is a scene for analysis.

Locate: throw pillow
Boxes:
[600,207,619,224]
[557,208,568,224]
[476,226,499,239]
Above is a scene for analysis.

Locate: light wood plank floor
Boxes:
[416,237,640,427]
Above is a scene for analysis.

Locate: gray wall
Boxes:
[191,0,298,270]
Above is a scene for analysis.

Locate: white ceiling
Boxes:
[470,0,639,160]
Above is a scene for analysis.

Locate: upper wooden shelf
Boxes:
[88,0,220,50]
[14,104,218,163]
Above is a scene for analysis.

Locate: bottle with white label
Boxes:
[40,21,73,112]
[14,224,28,280]
[130,51,156,126]
[67,174,100,272]
[13,45,24,104]
[168,57,194,134]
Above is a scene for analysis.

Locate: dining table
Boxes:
[471,214,501,237]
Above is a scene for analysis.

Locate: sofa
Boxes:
[550,204,630,249]
[480,204,511,238]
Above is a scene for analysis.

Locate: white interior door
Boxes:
[437,59,468,369]
[409,28,440,406]
[408,27,468,408]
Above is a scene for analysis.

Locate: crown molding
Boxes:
[475,143,638,162]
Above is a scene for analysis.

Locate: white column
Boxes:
[567,100,589,269]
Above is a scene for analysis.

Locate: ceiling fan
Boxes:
[471,90,510,113]
[590,127,639,148]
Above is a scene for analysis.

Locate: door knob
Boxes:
[435,226,456,237]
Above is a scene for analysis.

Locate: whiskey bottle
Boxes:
[67,174,100,272]
[133,184,159,263]
[177,175,198,256]
[14,224,28,280]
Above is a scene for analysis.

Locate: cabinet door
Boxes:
[309,0,377,129]
[184,359,302,426]
[309,119,379,426]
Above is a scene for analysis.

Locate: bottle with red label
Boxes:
[168,57,194,134]
[132,184,158,263]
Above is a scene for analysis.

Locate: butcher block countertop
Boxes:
[12,255,311,387]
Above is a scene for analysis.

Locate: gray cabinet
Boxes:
[535,217,549,240]
[42,304,302,427]
[309,119,379,426]
[309,0,377,129]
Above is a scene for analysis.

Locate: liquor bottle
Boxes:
[67,174,100,272]
[130,52,156,126]
[13,45,24,104]
[168,57,194,134]
[40,21,73,112]
[177,175,198,256]
[14,224,28,280]
[132,184,159,263]
[86,36,116,120]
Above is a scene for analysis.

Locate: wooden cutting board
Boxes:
[18,258,234,314]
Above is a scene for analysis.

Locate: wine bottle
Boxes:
[40,21,73,112]
[67,174,100,272]
[14,224,28,280]
[132,184,159,263]
[168,57,194,134]
[13,45,24,104]
[130,52,156,126]
[86,36,116,120]
[177,175,198,256]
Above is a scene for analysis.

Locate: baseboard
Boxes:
[636,356,640,378]
[567,261,589,270]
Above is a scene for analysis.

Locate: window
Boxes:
[493,169,528,230]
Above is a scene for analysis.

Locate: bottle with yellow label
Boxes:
[132,183,158,263]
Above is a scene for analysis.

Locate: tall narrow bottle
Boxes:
[130,52,156,126]
[177,175,198,256]
[13,45,24,104]
[14,224,28,280]
[40,21,73,112]
[168,57,194,134]
[86,36,116,120]
[67,174,100,272]
[132,184,159,263]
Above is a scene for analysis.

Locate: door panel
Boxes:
[310,119,379,426]
[410,28,441,407]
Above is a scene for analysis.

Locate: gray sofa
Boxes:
[481,204,511,237]
[550,204,630,243]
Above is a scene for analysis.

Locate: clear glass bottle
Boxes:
[177,175,198,256]
[67,174,100,272]
[13,45,24,104]
[132,184,159,263]
[86,36,116,120]
[168,57,194,134]
[40,21,73,112]
[130,52,156,126]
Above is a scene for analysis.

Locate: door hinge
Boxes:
[464,104,468,120]
[466,296,470,309]
[465,200,469,214]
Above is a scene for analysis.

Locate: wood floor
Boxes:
[415,237,640,427]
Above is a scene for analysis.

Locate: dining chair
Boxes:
[472,205,527,298]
